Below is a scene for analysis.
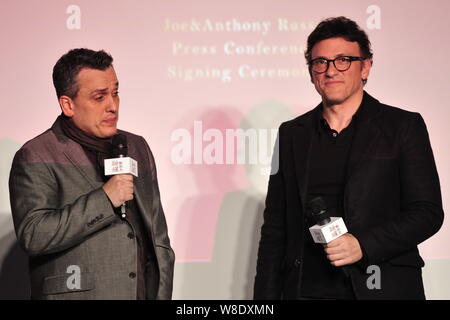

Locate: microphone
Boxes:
[104,134,138,218]
[308,196,348,243]
[307,196,350,277]
[111,133,128,158]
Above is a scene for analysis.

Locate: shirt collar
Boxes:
[314,91,368,135]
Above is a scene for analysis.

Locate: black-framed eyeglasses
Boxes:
[308,56,367,73]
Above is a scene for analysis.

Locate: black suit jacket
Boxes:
[254,92,444,299]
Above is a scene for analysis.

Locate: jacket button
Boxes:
[127,232,135,239]
[129,272,136,279]
[294,259,302,268]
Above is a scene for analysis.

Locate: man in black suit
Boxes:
[254,16,444,299]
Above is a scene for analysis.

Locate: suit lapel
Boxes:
[126,136,153,228]
[133,180,154,234]
[62,141,103,189]
[131,172,150,222]
[346,120,380,181]
[346,92,382,181]
[51,117,104,190]
[292,112,316,212]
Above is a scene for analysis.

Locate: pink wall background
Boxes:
[1,0,449,266]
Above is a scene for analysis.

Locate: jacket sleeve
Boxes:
[9,147,117,257]
[254,124,286,299]
[357,113,444,264]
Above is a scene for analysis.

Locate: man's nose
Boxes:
[325,61,339,77]
[106,95,119,112]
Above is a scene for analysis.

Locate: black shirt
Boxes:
[300,104,363,299]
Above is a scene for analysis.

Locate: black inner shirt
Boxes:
[300,106,361,299]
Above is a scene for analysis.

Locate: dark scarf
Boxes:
[59,114,113,155]
[59,115,113,177]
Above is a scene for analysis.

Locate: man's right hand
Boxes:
[102,174,134,208]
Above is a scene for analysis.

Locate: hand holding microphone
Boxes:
[308,197,362,272]
[308,196,348,243]
[102,174,134,208]
[324,233,363,267]
[102,134,138,218]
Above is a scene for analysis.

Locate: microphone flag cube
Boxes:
[104,157,138,177]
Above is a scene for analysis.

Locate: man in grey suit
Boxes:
[9,48,175,299]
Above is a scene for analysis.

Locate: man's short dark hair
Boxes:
[52,48,113,99]
[305,16,373,63]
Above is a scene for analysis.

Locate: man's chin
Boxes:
[323,95,344,106]
[97,128,117,139]
[319,88,342,103]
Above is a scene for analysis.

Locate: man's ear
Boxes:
[361,58,372,82]
[59,95,75,117]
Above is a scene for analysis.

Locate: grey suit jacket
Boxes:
[9,117,175,299]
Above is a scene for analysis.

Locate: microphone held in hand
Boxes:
[309,196,331,226]
[105,134,138,218]
[307,196,348,243]
[307,196,350,277]
[113,134,127,217]
[111,134,128,158]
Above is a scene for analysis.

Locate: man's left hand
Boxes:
[324,233,363,267]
